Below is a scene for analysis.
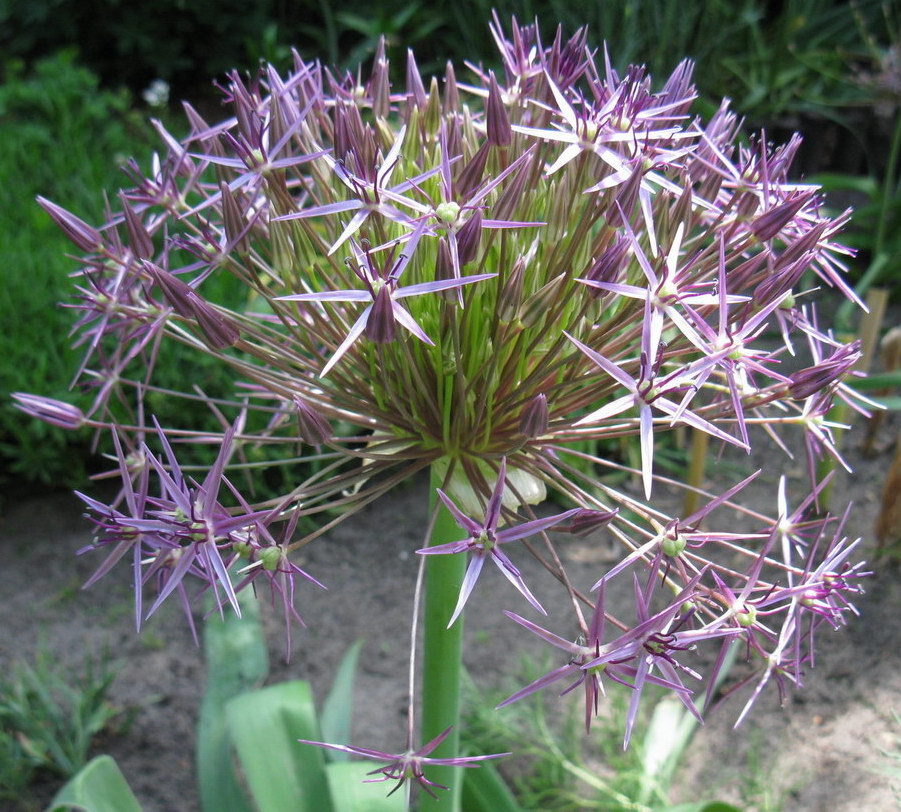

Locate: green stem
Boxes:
[421,464,467,812]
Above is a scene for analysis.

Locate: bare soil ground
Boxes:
[2,410,899,812]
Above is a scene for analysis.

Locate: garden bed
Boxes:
[3,404,899,811]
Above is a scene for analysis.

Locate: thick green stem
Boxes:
[421,464,467,811]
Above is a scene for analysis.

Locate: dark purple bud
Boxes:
[119,193,154,259]
[753,256,807,308]
[37,196,102,253]
[146,261,193,313]
[434,237,459,303]
[435,236,453,280]
[788,342,861,399]
[182,102,225,156]
[774,222,829,271]
[658,59,696,114]
[751,193,814,242]
[487,71,512,147]
[333,104,353,162]
[457,143,491,199]
[584,235,629,295]
[613,166,644,226]
[443,61,460,115]
[668,182,694,232]
[519,394,548,437]
[229,71,261,145]
[12,393,85,430]
[365,286,396,343]
[190,300,241,350]
[564,508,618,536]
[406,49,428,110]
[370,37,390,119]
[545,24,590,90]
[456,211,483,267]
[146,262,239,349]
[445,116,462,163]
[293,396,332,444]
[493,151,535,221]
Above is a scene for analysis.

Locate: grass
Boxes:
[0,648,123,803]
[462,658,698,811]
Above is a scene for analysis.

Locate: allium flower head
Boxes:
[22,13,868,760]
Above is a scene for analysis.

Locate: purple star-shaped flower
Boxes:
[417,458,579,627]
[298,726,509,799]
[277,221,494,376]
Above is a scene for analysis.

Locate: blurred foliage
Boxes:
[0,1,894,121]
[0,52,250,494]
[0,51,148,491]
[0,649,122,802]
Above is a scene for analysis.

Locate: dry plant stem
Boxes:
[683,427,711,517]
[818,286,887,510]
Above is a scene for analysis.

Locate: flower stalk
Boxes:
[420,464,468,811]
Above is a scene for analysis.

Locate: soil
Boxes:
[2,406,900,812]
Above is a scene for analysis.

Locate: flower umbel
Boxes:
[20,15,869,795]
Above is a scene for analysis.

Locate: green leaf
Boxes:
[325,762,406,811]
[660,803,742,812]
[47,755,142,812]
[807,173,877,196]
[848,371,901,390]
[460,759,522,812]
[226,681,333,812]
[197,587,269,812]
[320,640,363,762]
[870,396,901,411]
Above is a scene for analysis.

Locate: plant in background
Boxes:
[0,650,121,802]
[18,14,872,810]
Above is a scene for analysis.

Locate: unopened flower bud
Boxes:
[271,220,296,275]
[457,143,490,199]
[564,508,618,535]
[751,193,813,242]
[788,342,861,399]
[493,149,536,221]
[520,273,566,327]
[583,236,629,295]
[487,72,512,147]
[37,196,102,253]
[293,395,332,444]
[12,393,85,429]
[365,286,396,343]
[498,257,526,322]
[370,38,390,119]
[220,182,250,254]
[146,262,239,349]
[406,49,428,111]
[424,77,442,133]
[519,394,548,437]
[443,61,460,115]
[119,193,154,259]
[456,210,482,267]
